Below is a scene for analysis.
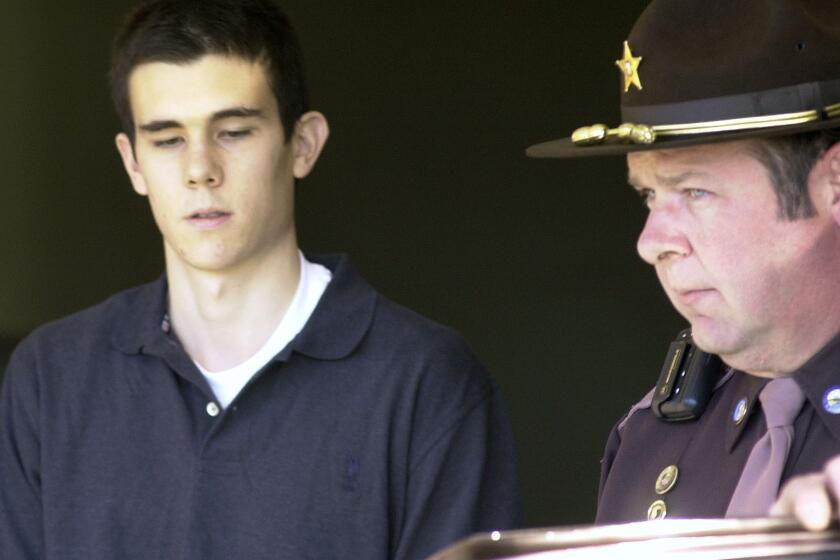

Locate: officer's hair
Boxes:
[109,0,308,144]
[751,129,840,220]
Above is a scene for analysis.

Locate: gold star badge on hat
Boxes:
[616,40,643,92]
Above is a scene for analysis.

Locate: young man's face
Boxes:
[629,139,840,376]
[116,54,323,275]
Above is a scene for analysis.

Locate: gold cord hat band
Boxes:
[572,103,840,146]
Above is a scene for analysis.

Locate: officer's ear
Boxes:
[824,141,840,225]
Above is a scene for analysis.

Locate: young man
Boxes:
[527,0,840,525]
[0,1,520,558]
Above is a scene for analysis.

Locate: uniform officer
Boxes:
[527,0,840,524]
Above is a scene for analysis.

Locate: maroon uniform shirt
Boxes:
[597,330,840,523]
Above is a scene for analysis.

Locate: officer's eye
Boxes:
[684,188,710,200]
[636,188,655,205]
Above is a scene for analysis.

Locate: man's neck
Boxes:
[739,319,840,379]
[165,244,302,371]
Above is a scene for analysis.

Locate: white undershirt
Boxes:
[194,252,332,408]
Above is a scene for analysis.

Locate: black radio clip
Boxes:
[651,329,722,422]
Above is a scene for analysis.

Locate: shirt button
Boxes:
[206,402,221,417]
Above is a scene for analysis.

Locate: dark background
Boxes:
[0,1,686,526]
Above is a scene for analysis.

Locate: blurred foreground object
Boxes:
[429,518,840,560]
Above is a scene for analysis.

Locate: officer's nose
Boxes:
[637,205,691,265]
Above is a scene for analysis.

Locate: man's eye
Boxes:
[153,137,182,148]
[220,129,252,140]
[685,188,709,199]
[637,188,655,205]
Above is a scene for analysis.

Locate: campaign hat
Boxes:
[526,0,840,158]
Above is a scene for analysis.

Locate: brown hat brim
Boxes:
[526,115,840,159]
[527,0,840,159]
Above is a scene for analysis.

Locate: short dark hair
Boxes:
[109,0,308,143]
[751,129,840,220]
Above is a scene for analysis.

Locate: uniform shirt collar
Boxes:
[725,371,768,452]
[723,328,840,450]
[793,327,840,442]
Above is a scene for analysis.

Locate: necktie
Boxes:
[725,376,805,518]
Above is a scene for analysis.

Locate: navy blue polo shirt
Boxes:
[0,254,521,559]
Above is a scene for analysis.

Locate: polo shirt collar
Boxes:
[280,253,376,361]
[110,253,376,363]
[110,276,169,356]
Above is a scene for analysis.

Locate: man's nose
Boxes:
[636,205,691,265]
[184,142,222,188]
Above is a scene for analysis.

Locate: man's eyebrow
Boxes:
[138,119,181,133]
[627,170,706,190]
[656,171,707,186]
[137,107,266,133]
[211,107,265,121]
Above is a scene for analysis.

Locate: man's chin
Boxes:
[687,319,732,356]
[689,322,761,372]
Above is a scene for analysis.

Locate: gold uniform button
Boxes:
[655,465,679,495]
[647,499,667,521]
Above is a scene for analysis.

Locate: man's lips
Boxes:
[185,209,232,229]
[674,288,715,306]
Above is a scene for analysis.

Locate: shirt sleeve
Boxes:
[393,374,521,560]
[0,342,45,559]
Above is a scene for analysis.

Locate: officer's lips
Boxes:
[185,208,232,230]
[674,288,715,306]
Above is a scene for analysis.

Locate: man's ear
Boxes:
[291,111,329,179]
[824,140,840,225]
[115,132,149,196]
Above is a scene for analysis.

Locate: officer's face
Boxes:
[629,139,840,376]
